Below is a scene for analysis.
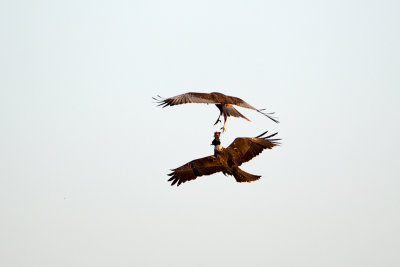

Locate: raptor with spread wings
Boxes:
[153,92,278,132]
[168,131,280,186]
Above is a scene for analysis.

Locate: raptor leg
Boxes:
[221,117,227,132]
[214,113,222,125]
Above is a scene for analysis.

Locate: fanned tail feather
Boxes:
[233,167,261,183]
[222,105,250,121]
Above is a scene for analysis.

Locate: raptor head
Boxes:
[211,132,221,146]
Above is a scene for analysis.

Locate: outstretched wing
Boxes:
[153,92,218,107]
[216,93,279,123]
[168,156,225,186]
[225,131,280,166]
[153,92,279,123]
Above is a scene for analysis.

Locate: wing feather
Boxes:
[225,131,280,166]
[214,93,279,123]
[153,91,279,123]
[168,156,225,186]
[153,92,219,107]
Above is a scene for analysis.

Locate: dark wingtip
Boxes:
[257,109,279,123]
[265,132,278,139]
[255,130,269,138]
[153,95,170,107]
[256,131,281,145]
[269,139,281,146]
[267,114,279,123]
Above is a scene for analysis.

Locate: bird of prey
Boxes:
[168,131,280,186]
[153,92,278,132]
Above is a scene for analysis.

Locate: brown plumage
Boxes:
[153,92,278,132]
[168,131,280,186]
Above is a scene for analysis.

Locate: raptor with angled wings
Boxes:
[168,131,280,186]
[153,92,278,132]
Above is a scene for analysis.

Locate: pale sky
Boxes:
[1,0,399,266]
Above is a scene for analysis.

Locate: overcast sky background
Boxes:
[1,0,399,266]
